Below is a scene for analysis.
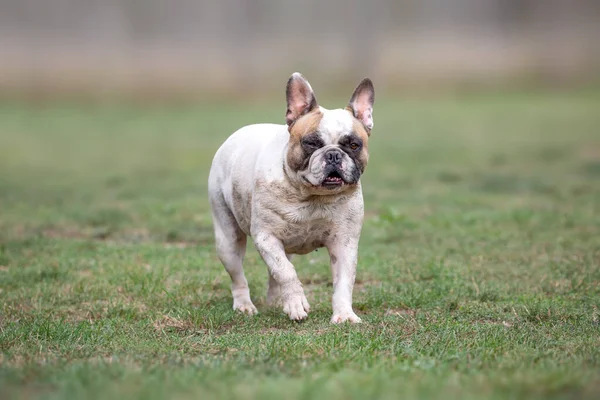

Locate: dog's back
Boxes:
[208,123,287,235]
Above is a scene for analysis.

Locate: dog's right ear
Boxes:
[286,72,318,126]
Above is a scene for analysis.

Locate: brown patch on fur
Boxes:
[346,106,372,137]
[286,109,323,171]
[351,118,370,143]
[352,118,370,169]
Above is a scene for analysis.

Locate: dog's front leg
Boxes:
[327,236,362,324]
[254,233,310,321]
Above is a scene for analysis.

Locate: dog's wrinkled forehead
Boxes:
[288,106,370,147]
[317,107,370,145]
[317,108,355,143]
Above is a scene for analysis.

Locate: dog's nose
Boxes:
[325,149,343,165]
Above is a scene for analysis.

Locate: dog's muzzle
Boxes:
[321,149,346,187]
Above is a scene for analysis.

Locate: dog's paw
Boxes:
[282,292,310,321]
[233,299,258,315]
[331,311,361,324]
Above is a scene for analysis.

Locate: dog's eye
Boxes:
[350,142,360,150]
[302,137,323,149]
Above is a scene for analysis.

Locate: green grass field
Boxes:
[1,92,599,399]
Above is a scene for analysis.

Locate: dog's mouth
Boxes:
[322,170,344,187]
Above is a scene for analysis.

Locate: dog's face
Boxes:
[284,73,374,195]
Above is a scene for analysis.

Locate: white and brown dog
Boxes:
[208,73,374,323]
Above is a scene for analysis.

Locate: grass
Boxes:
[1,91,599,399]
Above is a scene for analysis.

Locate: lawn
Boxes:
[1,92,599,399]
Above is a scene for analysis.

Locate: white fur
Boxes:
[209,107,365,323]
[317,107,355,142]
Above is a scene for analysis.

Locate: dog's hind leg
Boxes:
[210,197,257,315]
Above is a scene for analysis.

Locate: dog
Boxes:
[208,72,374,323]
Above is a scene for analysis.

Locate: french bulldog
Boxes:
[208,72,374,323]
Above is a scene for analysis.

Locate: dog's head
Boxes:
[284,73,374,195]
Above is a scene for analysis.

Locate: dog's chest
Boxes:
[272,203,337,254]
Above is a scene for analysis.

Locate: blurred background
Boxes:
[1,0,599,101]
[1,0,599,244]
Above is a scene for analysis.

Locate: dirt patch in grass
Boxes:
[473,319,514,328]
[384,308,417,317]
[42,228,89,240]
[152,315,211,335]
[153,315,193,333]
[40,227,206,249]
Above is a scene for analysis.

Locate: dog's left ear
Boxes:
[347,78,375,132]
